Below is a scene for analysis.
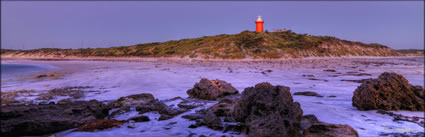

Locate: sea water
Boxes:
[1,63,56,88]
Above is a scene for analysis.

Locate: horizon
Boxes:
[1,1,424,50]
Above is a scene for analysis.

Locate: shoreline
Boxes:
[1,55,423,63]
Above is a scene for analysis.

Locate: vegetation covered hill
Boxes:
[395,49,424,56]
[1,30,402,59]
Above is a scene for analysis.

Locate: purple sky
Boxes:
[1,1,423,50]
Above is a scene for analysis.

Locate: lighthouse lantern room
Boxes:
[255,16,264,32]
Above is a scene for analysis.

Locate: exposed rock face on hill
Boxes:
[232,82,304,137]
[352,72,424,111]
[0,100,109,137]
[1,30,401,59]
[187,78,238,100]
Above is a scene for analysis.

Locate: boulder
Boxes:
[110,93,155,108]
[187,78,238,100]
[0,100,109,137]
[352,72,424,111]
[232,82,304,137]
[301,115,359,137]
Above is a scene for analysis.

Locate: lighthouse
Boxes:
[255,16,264,32]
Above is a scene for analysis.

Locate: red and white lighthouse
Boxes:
[255,16,264,32]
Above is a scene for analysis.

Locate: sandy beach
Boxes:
[1,57,424,137]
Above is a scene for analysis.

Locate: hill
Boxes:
[395,49,424,56]
[1,30,402,59]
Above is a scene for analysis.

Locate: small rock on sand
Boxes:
[186,78,239,100]
[293,91,323,97]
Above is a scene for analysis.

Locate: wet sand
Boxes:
[1,57,424,137]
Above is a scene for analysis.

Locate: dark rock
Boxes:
[188,124,198,128]
[35,74,48,78]
[232,82,303,137]
[293,91,322,97]
[308,78,328,82]
[323,69,337,72]
[135,100,165,113]
[327,95,337,98]
[345,72,372,76]
[110,93,155,108]
[376,109,425,127]
[57,98,73,104]
[197,95,241,132]
[108,106,131,118]
[300,114,319,129]
[76,119,128,132]
[340,78,374,83]
[301,114,359,137]
[302,74,315,77]
[261,69,272,74]
[186,78,239,100]
[303,121,359,137]
[207,96,239,117]
[135,100,188,120]
[158,114,174,121]
[158,105,188,117]
[167,96,183,101]
[177,98,207,109]
[127,123,135,128]
[182,113,205,121]
[352,72,424,111]
[36,86,94,100]
[308,78,320,81]
[209,103,235,116]
[223,123,244,133]
[0,100,109,136]
[162,122,177,130]
[413,85,425,100]
[129,114,150,122]
[202,110,223,130]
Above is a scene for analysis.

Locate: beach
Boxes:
[1,57,424,137]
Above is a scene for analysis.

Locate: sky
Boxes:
[1,1,424,50]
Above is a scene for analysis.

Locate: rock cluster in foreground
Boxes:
[0,100,109,137]
[352,72,424,111]
[1,78,362,137]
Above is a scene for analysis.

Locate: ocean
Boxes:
[1,63,55,87]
